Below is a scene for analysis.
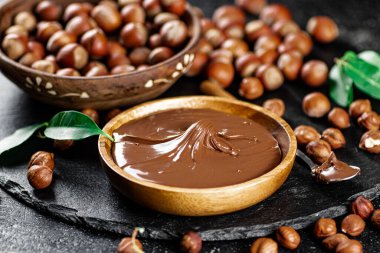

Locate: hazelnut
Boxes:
[335,239,363,253]
[250,238,278,253]
[161,0,186,16]
[359,130,380,154]
[294,125,321,146]
[107,55,131,70]
[35,1,62,21]
[143,0,162,18]
[29,151,54,171]
[31,59,57,73]
[85,66,109,77]
[148,47,174,65]
[180,231,202,253]
[137,65,149,71]
[306,139,332,164]
[328,108,351,129]
[14,12,37,32]
[47,30,77,52]
[245,20,272,42]
[82,108,100,125]
[5,25,28,36]
[221,38,249,58]
[307,16,339,43]
[256,64,284,91]
[111,65,136,75]
[217,18,244,39]
[277,50,303,80]
[153,12,179,27]
[282,31,313,56]
[259,4,292,25]
[121,23,148,48]
[98,1,119,9]
[239,77,264,100]
[371,209,380,229]
[235,52,261,77]
[160,20,188,48]
[196,38,213,55]
[27,165,53,190]
[255,48,279,65]
[322,233,349,252]
[36,21,62,43]
[204,28,227,48]
[53,140,75,151]
[91,4,122,33]
[209,49,234,64]
[117,237,143,253]
[341,214,365,237]
[301,60,329,87]
[201,18,216,34]
[57,43,89,70]
[66,15,96,37]
[81,28,109,58]
[106,108,122,122]
[349,99,371,118]
[263,98,285,117]
[254,34,281,51]
[19,41,46,66]
[235,0,266,15]
[272,20,300,37]
[44,55,59,72]
[314,218,337,239]
[56,68,81,76]
[129,47,150,66]
[118,0,141,6]
[321,128,346,149]
[1,33,28,60]
[186,52,209,77]
[121,4,146,24]
[148,34,163,48]
[63,3,91,22]
[212,6,246,26]
[107,41,127,56]
[351,195,374,220]
[275,226,301,250]
[302,92,331,118]
[207,61,235,88]
[358,111,380,130]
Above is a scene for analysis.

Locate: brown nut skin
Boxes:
[255,48,279,65]
[277,50,303,80]
[36,21,62,43]
[107,41,127,56]
[56,68,81,76]
[259,4,292,25]
[31,60,57,74]
[111,65,136,75]
[307,16,339,44]
[29,151,54,171]
[14,12,37,32]
[301,60,329,87]
[314,218,337,239]
[256,64,284,91]
[204,28,227,48]
[27,165,53,190]
[207,61,235,88]
[143,0,162,18]
[254,34,281,51]
[161,0,186,16]
[57,43,89,70]
[372,209,380,229]
[349,99,372,118]
[275,226,301,250]
[217,18,245,40]
[196,38,213,55]
[53,140,75,151]
[81,29,109,59]
[335,239,363,253]
[47,30,76,53]
[186,52,209,77]
[213,5,246,26]
[294,125,321,146]
[235,53,261,77]
[245,20,273,42]
[221,38,249,58]
[91,4,121,33]
[85,66,109,77]
[239,77,264,100]
[328,108,351,129]
[160,20,188,48]
[81,108,100,125]
[359,130,380,154]
[63,3,91,22]
[2,33,28,60]
[35,1,62,21]
[358,111,380,130]
[322,128,346,149]
[129,47,151,66]
[121,23,148,48]
[322,233,349,252]
[306,140,332,164]
[5,25,28,36]
[201,18,216,34]
[302,92,331,118]
[235,0,266,15]
[282,31,313,56]
[149,34,163,49]
[65,15,96,37]
[263,99,285,117]
[272,20,300,37]
[107,54,131,70]
[180,231,202,253]
[153,12,179,28]
[148,47,174,65]
[341,214,366,237]
[209,49,234,64]
[351,195,374,220]
[121,4,146,24]
[117,237,143,253]
[19,52,43,67]
[250,238,278,253]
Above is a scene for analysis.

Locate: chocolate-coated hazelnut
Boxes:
[254,34,281,51]
[204,28,226,48]
[272,20,300,37]
[111,65,136,75]
[148,47,174,65]
[306,139,332,164]
[275,226,301,250]
[121,3,146,24]
[180,231,202,253]
[65,15,96,37]
[63,3,91,22]
[108,54,131,70]
[143,0,162,18]
[81,28,109,58]
[31,59,57,73]
[129,47,150,66]
[349,99,371,118]
[301,60,328,87]
[161,0,186,16]
[196,38,213,55]
[186,52,209,77]
[335,239,363,253]
[277,50,303,80]
[91,4,121,33]
[255,48,279,65]
[117,237,143,253]
[121,23,148,48]
[35,1,62,21]
[302,92,331,118]
[106,108,122,122]
[5,25,28,36]
[351,195,374,220]
[328,108,351,129]
[263,99,285,117]
[282,31,313,56]
[359,130,380,154]
[235,52,261,77]
[341,214,365,237]
[307,16,339,43]
[14,12,37,32]
[213,5,246,26]
[259,4,292,25]
[209,49,234,64]
[107,41,127,56]
[81,108,100,125]
[245,20,272,42]
[47,30,76,52]
[27,165,53,190]
[321,128,346,149]
[294,125,321,146]
[314,218,337,239]
[29,151,54,171]
[235,0,266,15]
[160,20,188,48]
[2,33,28,60]
[221,38,249,58]
[56,68,81,76]
[36,21,62,43]
[239,77,264,100]
[372,209,380,229]
[57,43,89,70]
[207,61,235,88]
[358,111,380,130]
[250,238,278,253]
[256,64,284,91]
[322,233,349,252]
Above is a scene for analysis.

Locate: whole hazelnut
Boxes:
[81,28,109,58]
[255,48,279,65]
[56,68,81,77]
[82,108,100,125]
[254,34,281,52]
[277,50,303,80]
[137,65,149,71]
[238,77,264,100]
[85,66,109,77]
[263,99,285,117]
[180,231,202,253]
[31,59,57,73]
[301,60,329,87]
[306,140,332,164]
[160,20,188,48]
[221,38,249,58]
[281,31,313,56]
[235,52,261,77]
[121,23,148,48]
[107,41,127,56]
[272,20,300,37]
[148,47,174,65]
[359,130,380,154]
[245,20,272,42]
[307,16,339,43]
[250,238,278,253]
[302,92,331,118]
[106,108,122,122]
[44,55,59,72]
[358,111,380,130]
[371,209,380,229]
[5,25,28,36]
[121,4,146,24]
[207,61,235,88]
[66,15,96,37]
[328,108,351,129]
[321,128,346,149]
[98,1,119,9]
[217,18,244,39]
[14,12,37,32]
[294,125,321,146]
[107,54,131,69]
[35,1,62,21]
[204,28,227,48]
[91,4,122,33]
[19,52,42,67]
[149,34,163,48]
[335,239,363,253]
[111,65,136,75]
[36,21,62,43]
[322,233,349,252]
[53,140,75,151]
[209,49,234,64]
[196,38,213,55]
[212,5,246,26]
[351,195,374,220]
[314,218,337,239]
[235,0,266,15]
[256,64,284,91]
[275,226,301,250]
[117,237,143,253]
[29,151,54,171]
[129,47,151,66]
[161,0,186,16]
[63,3,91,22]
[186,52,209,77]
[27,165,53,190]
[47,30,77,52]
[119,0,141,6]
[341,214,366,237]
[57,43,89,70]
[1,33,28,60]
[349,99,371,118]
[153,12,179,27]
[259,4,292,25]
[143,0,162,18]
[201,18,216,34]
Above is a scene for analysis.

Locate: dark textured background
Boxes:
[1,0,380,252]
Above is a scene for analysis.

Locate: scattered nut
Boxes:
[255,48,279,65]
[263,98,285,117]
[349,99,371,118]
[328,107,351,129]
[27,165,53,190]
[358,111,380,130]
[250,237,278,253]
[180,231,202,253]
[254,34,281,51]
[301,60,329,87]
[341,214,365,237]
[302,92,331,118]
[245,20,272,42]
[314,218,337,239]
[210,49,234,64]
[335,239,363,253]
[277,50,303,81]
[29,151,54,171]
[35,1,62,21]
[207,61,235,88]
[259,4,292,25]
[256,64,284,91]
[307,16,339,43]
[81,108,100,125]
[281,31,313,56]
[321,128,346,149]
[322,233,349,252]
[239,77,264,100]
[235,52,261,77]
[351,195,374,220]
[272,20,300,37]
[161,0,186,16]
[235,0,266,15]
[275,226,301,250]
[294,125,321,146]
[306,139,332,164]
[359,130,380,154]
[221,38,249,58]
[371,209,380,229]
[117,237,143,253]
[53,140,75,151]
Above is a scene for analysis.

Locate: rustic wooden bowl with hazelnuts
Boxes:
[0,0,201,109]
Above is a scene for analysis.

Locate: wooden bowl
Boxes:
[0,0,201,110]
[99,96,297,216]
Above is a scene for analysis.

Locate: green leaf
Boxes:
[358,50,380,67]
[0,122,48,156]
[329,64,354,107]
[44,111,114,141]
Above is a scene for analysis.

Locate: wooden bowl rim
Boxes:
[0,1,201,80]
[98,96,297,193]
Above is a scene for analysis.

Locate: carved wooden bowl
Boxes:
[99,96,297,216]
[0,0,201,109]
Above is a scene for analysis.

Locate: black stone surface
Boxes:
[1,0,380,252]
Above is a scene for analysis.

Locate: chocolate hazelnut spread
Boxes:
[112,109,282,188]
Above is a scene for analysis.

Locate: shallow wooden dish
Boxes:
[98,96,297,216]
[0,0,200,110]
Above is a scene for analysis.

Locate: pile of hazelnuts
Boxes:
[1,0,190,76]
[186,0,338,100]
